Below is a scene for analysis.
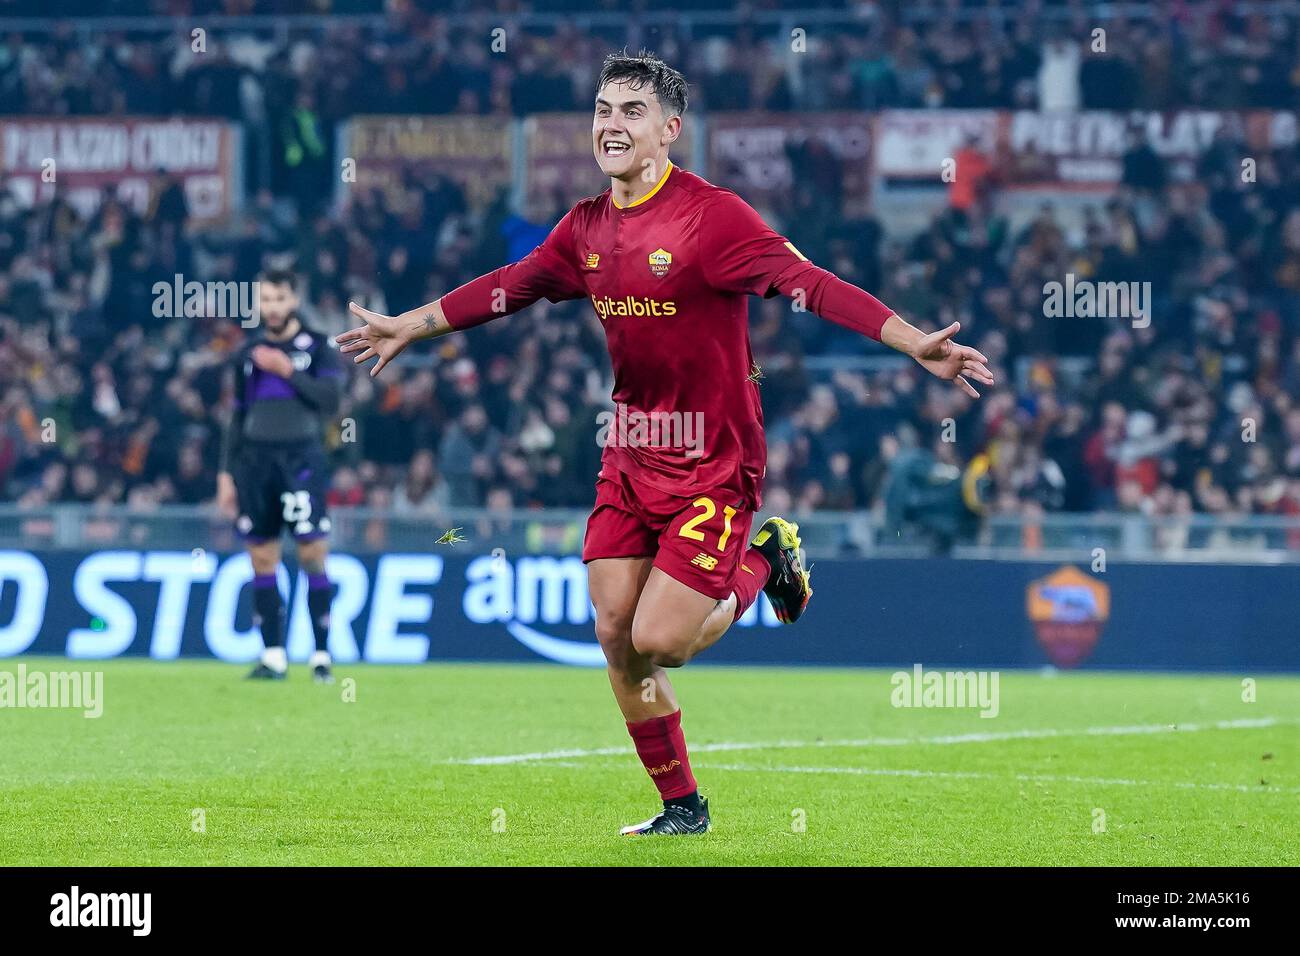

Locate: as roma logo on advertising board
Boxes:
[1025,565,1110,668]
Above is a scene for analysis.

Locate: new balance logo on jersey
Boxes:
[584,252,600,270]
[690,553,718,571]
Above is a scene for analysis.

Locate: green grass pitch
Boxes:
[1,656,1296,866]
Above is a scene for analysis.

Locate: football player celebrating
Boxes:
[338,53,993,834]
[218,270,343,683]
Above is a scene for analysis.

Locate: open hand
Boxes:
[337,302,417,377]
[910,322,994,398]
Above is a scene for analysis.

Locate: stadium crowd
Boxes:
[4,1,1300,133]
[4,124,1300,527]
[2,5,1300,532]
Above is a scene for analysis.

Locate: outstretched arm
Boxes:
[768,266,994,397]
[700,193,994,397]
[339,208,587,377]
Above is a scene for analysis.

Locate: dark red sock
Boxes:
[732,548,771,621]
[626,709,697,800]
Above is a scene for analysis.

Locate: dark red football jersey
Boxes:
[440,162,894,508]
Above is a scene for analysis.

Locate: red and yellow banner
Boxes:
[0,118,238,220]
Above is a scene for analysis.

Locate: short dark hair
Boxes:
[597,50,689,118]
[258,268,298,291]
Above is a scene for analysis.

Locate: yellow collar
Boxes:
[611,160,673,210]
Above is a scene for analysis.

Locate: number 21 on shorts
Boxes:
[678,496,737,553]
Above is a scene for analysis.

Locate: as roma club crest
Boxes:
[1025,565,1110,668]
[648,247,672,278]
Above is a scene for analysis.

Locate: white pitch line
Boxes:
[449,717,1283,766]
[695,762,1300,795]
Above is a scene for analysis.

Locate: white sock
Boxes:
[261,646,288,673]
[309,650,331,668]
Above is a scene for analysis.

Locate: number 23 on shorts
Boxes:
[677,496,738,554]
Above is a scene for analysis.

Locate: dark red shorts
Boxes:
[582,467,757,600]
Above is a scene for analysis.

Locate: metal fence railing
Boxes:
[0,504,1297,564]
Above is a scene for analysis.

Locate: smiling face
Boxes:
[592,79,679,185]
